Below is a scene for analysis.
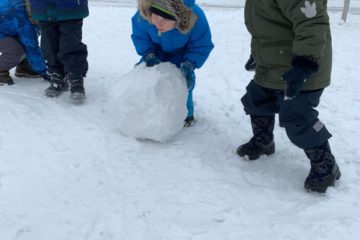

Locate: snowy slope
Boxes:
[1,3,360,240]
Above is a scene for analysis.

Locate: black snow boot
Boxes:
[15,59,41,78]
[0,70,14,85]
[184,115,196,127]
[67,73,86,103]
[45,73,68,97]
[237,115,275,160]
[304,141,341,193]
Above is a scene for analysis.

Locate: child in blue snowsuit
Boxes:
[29,0,89,102]
[0,0,46,85]
[132,0,214,126]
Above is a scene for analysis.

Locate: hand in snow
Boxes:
[180,61,195,90]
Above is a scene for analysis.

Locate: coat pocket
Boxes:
[260,42,292,68]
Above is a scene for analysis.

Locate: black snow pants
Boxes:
[39,19,88,77]
[241,80,332,149]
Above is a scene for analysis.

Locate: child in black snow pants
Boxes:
[29,0,89,102]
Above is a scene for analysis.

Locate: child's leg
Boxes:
[0,37,24,71]
[40,22,70,97]
[39,21,64,76]
[184,89,196,127]
[58,19,88,77]
[0,37,25,85]
[186,89,194,117]
[57,19,88,101]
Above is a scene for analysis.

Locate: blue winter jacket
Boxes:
[131,0,214,69]
[0,0,46,73]
[29,0,89,21]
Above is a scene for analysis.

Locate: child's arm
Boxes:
[15,7,46,74]
[182,7,214,69]
[131,12,158,58]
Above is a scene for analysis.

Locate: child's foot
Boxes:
[69,79,86,103]
[15,59,41,78]
[44,72,68,97]
[184,116,195,127]
[45,81,69,97]
[0,70,14,85]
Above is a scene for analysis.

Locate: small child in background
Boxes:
[0,0,46,85]
[131,0,214,126]
[29,0,89,102]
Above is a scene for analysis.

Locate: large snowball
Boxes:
[108,62,188,142]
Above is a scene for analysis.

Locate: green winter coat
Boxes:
[244,0,332,90]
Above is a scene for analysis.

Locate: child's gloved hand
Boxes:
[281,56,319,100]
[144,53,161,67]
[180,61,195,90]
[40,70,50,82]
[245,54,256,71]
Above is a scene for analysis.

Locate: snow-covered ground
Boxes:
[1,2,360,240]
[90,0,360,10]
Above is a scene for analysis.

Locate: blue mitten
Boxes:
[180,61,195,90]
[144,53,161,67]
[282,56,319,100]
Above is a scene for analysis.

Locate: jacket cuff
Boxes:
[291,56,319,73]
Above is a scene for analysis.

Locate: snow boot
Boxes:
[237,115,275,160]
[45,73,68,97]
[0,70,14,85]
[304,141,341,193]
[15,59,41,78]
[184,115,195,127]
[68,73,86,103]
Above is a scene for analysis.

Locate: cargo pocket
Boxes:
[260,42,293,80]
[261,43,292,68]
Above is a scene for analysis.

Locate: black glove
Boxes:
[282,56,319,100]
[144,53,161,67]
[245,54,256,71]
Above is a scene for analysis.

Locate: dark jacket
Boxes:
[0,0,46,73]
[29,0,89,21]
[245,0,332,90]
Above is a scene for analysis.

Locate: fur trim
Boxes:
[25,0,38,24]
[138,0,197,34]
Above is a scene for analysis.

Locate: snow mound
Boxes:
[107,62,188,142]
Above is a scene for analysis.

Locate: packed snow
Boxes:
[106,62,187,142]
[1,2,360,240]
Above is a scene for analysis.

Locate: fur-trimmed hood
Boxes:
[138,0,197,34]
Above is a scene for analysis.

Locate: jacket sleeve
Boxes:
[183,6,214,69]
[276,0,330,61]
[15,8,46,74]
[131,11,158,58]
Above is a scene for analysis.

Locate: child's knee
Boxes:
[0,37,25,70]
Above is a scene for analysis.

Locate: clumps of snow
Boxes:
[107,62,188,142]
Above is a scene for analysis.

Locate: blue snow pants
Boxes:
[241,80,332,149]
[186,78,195,117]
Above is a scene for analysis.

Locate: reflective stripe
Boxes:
[313,120,324,132]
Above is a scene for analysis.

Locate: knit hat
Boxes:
[138,0,197,34]
[149,1,177,21]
